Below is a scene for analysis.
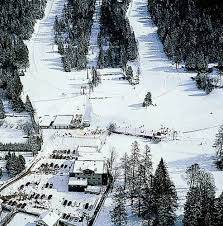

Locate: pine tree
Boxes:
[143,92,152,107]
[184,166,215,226]
[0,99,5,119]
[126,66,133,81]
[213,192,223,226]
[25,95,34,113]
[6,153,26,176]
[110,186,127,226]
[120,153,129,190]
[128,141,140,206]
[213,125,223,169]
[152,158,178,226]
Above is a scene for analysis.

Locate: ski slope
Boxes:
[94,0,223,224]
[21,0,87,118]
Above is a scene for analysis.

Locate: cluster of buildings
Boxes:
[68,146,108,192]
[68,159,108,192]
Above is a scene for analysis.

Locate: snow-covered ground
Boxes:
[93,0,223,224]
[21,0,89,118]
[7,213,37,226]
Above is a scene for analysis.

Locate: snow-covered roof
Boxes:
[73,160,106,174]
[78,152,105,161]
[68,177,88,186]
[36,211,60,226]
[77,146,98,153]
[53,115,73,127]
[39,115,55,127]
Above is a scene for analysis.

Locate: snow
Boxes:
[72,160,106,174]
[21,0,89,118]
[53,115,73,127]
[7,213,37,226]
[36,211,60,226]
[68,177,88,186]
[87,0,102,68]
[39,115,55,128]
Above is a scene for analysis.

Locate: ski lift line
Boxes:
[32,94,83,103]
[182,124,222,134]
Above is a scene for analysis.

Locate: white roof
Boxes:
[77,146,98,153]
[78,152,105,161]
[53,115,73,126]
[68,177,88,186]
[36,211,60,226]
[73,160,106,174]
[39,115,55,127]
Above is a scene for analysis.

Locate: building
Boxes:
[35,211,60,226]
[52,115,74,129]
[68,160,108,191]
[68,177,88,192]
[39,115,55,129]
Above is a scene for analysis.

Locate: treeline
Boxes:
[5,152,26,177]
[184,164,223,226]
[147,0,223,72]
[111,142,178,226]
[54,0,96,71]
[97,0,138,69]
[0,135,42,155]
[111,142,223,226]
[0,0,46,111]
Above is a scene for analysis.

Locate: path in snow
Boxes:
[21,0,87,117]
[87,0,102,68]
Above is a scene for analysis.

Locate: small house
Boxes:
[52,115,74,129]
[35,211,60,226]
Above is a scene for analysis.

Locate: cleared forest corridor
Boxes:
[87,0,102,68]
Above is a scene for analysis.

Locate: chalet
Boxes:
[35,211,60,226]
[68,160,108,192]
[52,115,74,129]
[39,115,55,129]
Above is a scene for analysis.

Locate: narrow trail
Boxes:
[87,0,102,68]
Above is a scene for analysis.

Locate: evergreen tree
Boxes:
[6,153,26,176]
[110,186,127,226]
[184,166,215,226]
[0,99,5,119]
[126,66,133,81]
[213,125,223,169]
[121,152,129,190]
[213,192,223,226]
[25,95,34,113]
[128,141,140,205]
[152,158,178,226]
[143,92,152,107]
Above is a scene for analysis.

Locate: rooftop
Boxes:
[53,115,73,126]
[36,211,60,226]
[68,177,88,187]
[39,115,55,127]
[73,160,107,175]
